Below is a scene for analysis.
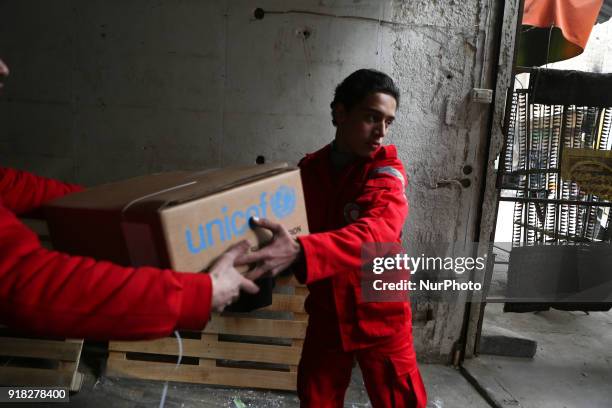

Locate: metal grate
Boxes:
[498,73,612,245]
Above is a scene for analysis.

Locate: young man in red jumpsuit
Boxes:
[0,57,258,340]
[237,69,427,407]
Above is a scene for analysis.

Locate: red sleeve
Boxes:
[0,167,84,215]
[297,158,408,284]
[0,205,212,340]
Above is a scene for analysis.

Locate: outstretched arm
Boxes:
[0,167,84,215]
[0,208,258,340]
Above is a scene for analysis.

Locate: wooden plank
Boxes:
[294,286,309,296]
[0,337,81,361]
[58,339,84,392]
[107,351,127,361]
[198,359,216,368]
[293,312,308,322]
[69,372,84,392]
[275,276,301,287]
[110,336,302,365]
[204,315,306,339]
[0,367,74,388]
[199,340,301,364]
[106,359,297,391]
[260,294,306,313]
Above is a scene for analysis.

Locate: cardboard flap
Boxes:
[46,172,194,210]
[45,163,294,215]
[159,163,292,208]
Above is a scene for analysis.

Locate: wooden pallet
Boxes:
[107,277,308,391]
[0,331,84,392]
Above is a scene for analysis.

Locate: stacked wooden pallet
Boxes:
[0,330,84,392]
[107,277,308,391]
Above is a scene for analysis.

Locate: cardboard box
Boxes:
[44,163,309,272]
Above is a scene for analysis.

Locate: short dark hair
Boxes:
[330,69,400,126]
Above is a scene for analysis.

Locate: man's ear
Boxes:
[333,103,348,126]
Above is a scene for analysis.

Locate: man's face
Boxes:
[0,59,9,93]
[334,92,397,158]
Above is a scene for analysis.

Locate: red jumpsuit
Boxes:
[296,144,427,408]
[0,167,212,340]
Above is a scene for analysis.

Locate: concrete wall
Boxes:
[0,0,515,362]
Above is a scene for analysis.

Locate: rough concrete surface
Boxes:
[464,303,612,408]
[478,321,538,359]
[49,349,489,408]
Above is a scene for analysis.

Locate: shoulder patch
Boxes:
[370,166,406,189]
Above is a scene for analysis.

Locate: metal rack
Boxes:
[497,69,612,245]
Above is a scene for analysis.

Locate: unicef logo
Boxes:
[185,185,298,254]
[270,185,296,219]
